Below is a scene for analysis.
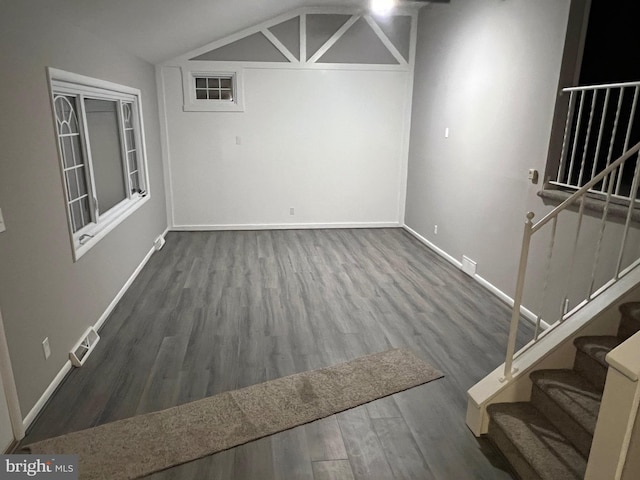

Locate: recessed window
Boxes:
[182,69,244,112]
[194,76,234,101]
[49,68,150,260]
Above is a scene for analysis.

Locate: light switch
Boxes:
[0,208,6,233]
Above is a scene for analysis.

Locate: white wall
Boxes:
[404,0,640,322]
[161,66,409,228]
[0,3,167,417]
[405,0,573,300]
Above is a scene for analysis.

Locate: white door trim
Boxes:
[0,307,24,442]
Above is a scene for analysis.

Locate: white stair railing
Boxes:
[503,140,640,381]
[553,81,640,201]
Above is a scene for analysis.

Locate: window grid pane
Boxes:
[69,195,90,232]
[54,94,91,233]
[122,102,133,129]
[70,201,81,232]
[194,76,234,102]
[122,102,141,194]
[54,95,79,135]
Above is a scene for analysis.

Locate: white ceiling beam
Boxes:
[307,15,360,65]
[363,15,408,66]
[300,14,307,64]
[262,28,300,64]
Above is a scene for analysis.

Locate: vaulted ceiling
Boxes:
[35,0,376,64]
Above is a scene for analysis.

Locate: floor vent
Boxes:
[154,235,166,251]
[69,327,100,367]
[462,255,477,277]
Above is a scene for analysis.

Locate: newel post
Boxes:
[502,212,535,382]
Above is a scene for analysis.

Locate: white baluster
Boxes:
[590,88,610,186]
[562,194,587,320]
[578,90,598,186]
[616,151,640,278]
[502,212,535,382]
[602,88,625,192]
[557,91,577,182]
[535,216,557,340]
[615,87,639,195]
[589,167,617,299]
[567,92,587,185]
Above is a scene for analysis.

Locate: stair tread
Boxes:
[531,369,602,435]
[573,335,621,367]
[487,402,587,480]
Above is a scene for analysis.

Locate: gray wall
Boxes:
[405,0,573,300]
[0,3,167,415]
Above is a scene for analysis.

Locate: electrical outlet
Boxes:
[289,207,295,216]
[42,337,51,359]
[434,225,438,235]
[0,207,6,233]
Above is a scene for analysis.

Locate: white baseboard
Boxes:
[171,222,401,231]
[402,225,544,328]
[93,230,166,333]
[403,225,462,268]
[22,228,169,431]
[474,273,543,327]
[22,361,72,429]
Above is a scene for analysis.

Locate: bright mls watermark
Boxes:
[0,455,77,479]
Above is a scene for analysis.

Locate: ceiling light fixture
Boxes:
[370,0,397,16]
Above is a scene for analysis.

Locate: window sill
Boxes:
[72,194,150,261]
[182,102,244,112]
[538,188,640,223]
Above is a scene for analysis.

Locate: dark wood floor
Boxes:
[21,228,532,479]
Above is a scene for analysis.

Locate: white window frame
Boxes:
[181,67,245,112]
[48,68,151,261]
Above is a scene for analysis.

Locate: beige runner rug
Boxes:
[27,348,443,479]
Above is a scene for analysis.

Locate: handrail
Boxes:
[533,141,640,234]
[502,140,640,381]
[564,80,640,92]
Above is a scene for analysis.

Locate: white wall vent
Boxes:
[69,327,100,367]
[462,255,477,277]
[154,235,166,251]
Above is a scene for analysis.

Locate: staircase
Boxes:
[487,302,640,480]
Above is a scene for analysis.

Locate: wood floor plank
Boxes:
[366,395,402,420]
[145,450,235,480]
[336,406,395,480]
[393,382,514,480]
[271,426,314,480]
[311,460,356,480]
[305,416,349,462]
[372,417,434,479]
[233,437,275,480]
[20,228,531,479]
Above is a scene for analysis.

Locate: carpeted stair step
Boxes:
[618,302,640,341]
[487,402,587,480]
[573,336,621,390]
[530,369,602,457]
